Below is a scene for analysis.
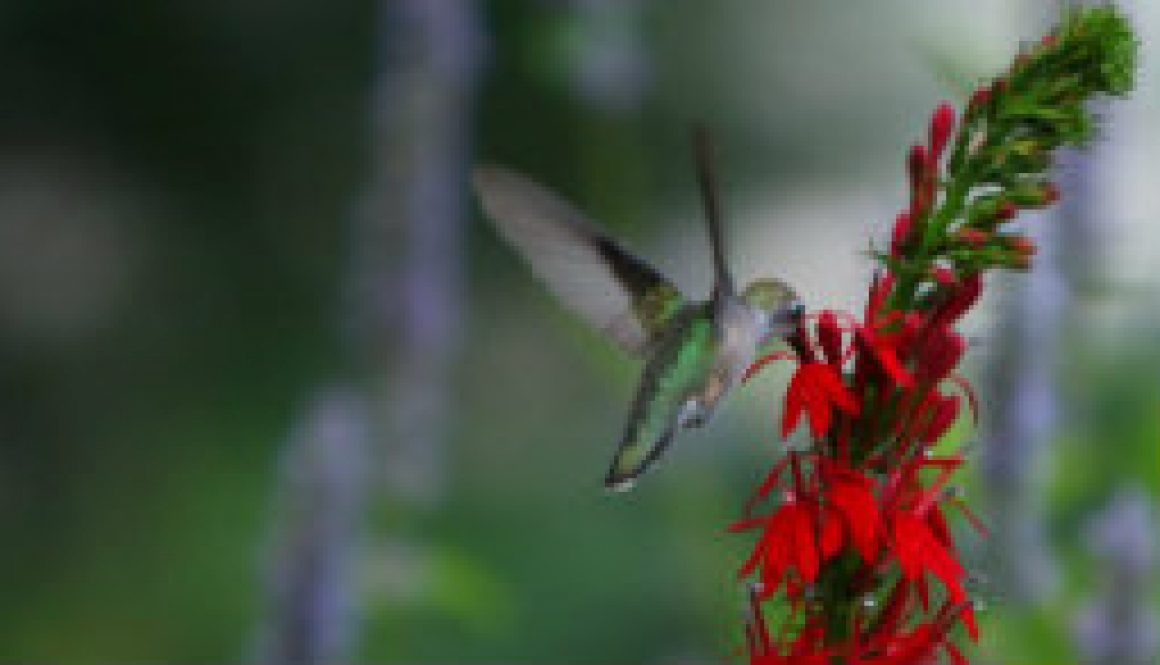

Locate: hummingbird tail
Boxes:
[603,427,677,493]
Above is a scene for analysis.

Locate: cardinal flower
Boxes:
[821,463,882,564]
[733,496,823,594]
[783,362,861,439]
[733,9,1136,664]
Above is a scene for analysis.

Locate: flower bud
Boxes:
[929,102,957,159]
[1042,182,1060,205]
[996,201,1018,222]
[890,212,913,257]
[921,394,962,443]
[1005,239,1036,270]
[930,266,957,287]
[1006,235,1037,257]
[934,274,982,325]
[907,144,929,186]
[907,144,933,214]
[1009,180,1059,208]
[955,228,990,248]
[968,86,992,115]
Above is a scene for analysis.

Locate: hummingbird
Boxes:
[473,128,803,491]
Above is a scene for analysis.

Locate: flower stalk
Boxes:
[736,7,1137,664]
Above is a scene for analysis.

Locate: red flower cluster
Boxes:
[738,277,985,663]
[727,8,1135,664]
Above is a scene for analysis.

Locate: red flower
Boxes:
[821,462,882,564]
[889,510,967,605]
[783,362,861,439]
[733,497,822,594]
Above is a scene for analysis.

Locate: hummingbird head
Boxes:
[741,278,803,343]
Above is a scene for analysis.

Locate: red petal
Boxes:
[949,497,990,538]
[890,212,913,258]
[744,350,796,383]
[856,327,914,388]
[816,365,861,416]
[806,397,832,439]
[960,603,980,642]
[874,578,912,639]
[921,394,961,444]
[738,541,765,578]
[828,470,881,563]
[934,273,982,325]
[916,327,966,383]
[917,575,931,611]
[785,364,861,439]
[788,502,820,583]
[802,375,833,439]
[817,310,844,367]
[819,506,845,561]
[729,517,769,533]
[890,511,967,603]
[927,505,956,552]
[948,374,980,425]
[782,372,808,438]
[742,457,790,517]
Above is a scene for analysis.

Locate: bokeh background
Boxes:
[0,0,1156,662]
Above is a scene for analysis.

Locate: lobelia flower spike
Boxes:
[734,7,1137,664]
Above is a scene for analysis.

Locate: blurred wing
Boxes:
[473,165,685,355]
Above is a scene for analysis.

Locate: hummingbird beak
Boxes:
[790,302,806,325]
[767,301,805,338]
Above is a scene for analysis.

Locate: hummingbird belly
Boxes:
[606,310,717,489]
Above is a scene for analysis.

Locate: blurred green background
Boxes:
[0,1,1156,663]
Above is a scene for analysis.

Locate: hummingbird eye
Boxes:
[790,302,806,321]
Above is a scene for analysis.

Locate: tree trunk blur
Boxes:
[255,389,370,665]
[982,196,1064,604]
[1074,489,1159,665]
[355,0,485,505]
[980,3,1073,606]
[256,1,484,663]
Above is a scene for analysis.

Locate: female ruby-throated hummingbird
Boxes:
[474,128,803,491]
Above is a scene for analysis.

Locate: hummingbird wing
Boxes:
[692,125,735,300]
[474,165,685,355]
